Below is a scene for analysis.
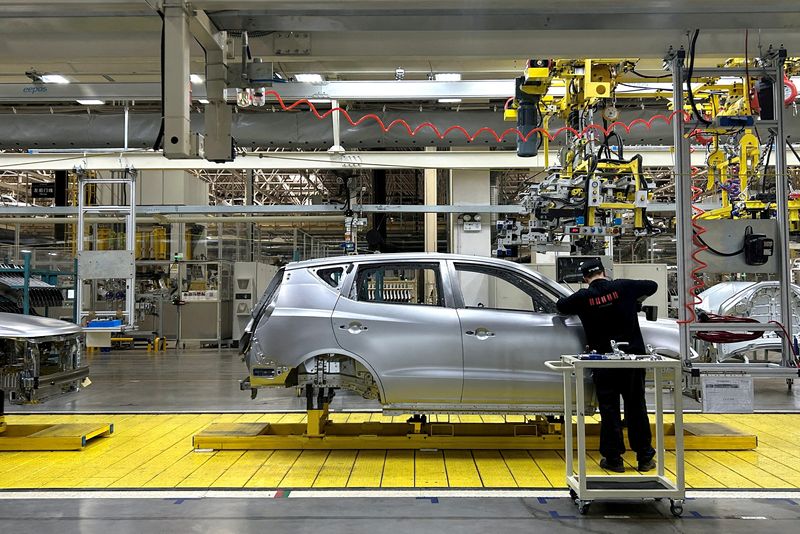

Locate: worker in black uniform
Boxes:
[556,258,658,473]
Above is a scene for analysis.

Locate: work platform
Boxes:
[1,412,799,490]
[0,422,114,451]
[193,420,755,451]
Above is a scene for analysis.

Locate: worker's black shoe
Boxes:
[637,458,656,472]
[599,457,625,473]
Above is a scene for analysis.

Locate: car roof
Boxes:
[286,252,525,270]
[285,252,571,296]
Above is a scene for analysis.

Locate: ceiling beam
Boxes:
[0,148,713,170]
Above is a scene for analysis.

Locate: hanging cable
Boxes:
[261,89,692,144]
[694,312,763,343]
[686,29,712,126]
[153,9,166,151]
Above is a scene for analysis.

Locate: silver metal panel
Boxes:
[0,312,81,337]
[77,250,135,279]
[244,252,683,412]
[331,259,464,403]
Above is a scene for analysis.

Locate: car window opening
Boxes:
[455,263,559,314]
[356,263,443,306]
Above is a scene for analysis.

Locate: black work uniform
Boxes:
[556,278,658,462]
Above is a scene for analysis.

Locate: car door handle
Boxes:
[339,321,368,334]
[466,328,494,339]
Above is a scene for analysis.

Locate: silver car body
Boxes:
[0,312,88,404]
[241,253,682,415]
[696,281,800,360]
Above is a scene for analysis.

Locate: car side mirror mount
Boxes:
[642,305,658,322]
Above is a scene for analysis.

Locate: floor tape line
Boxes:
[2,489,800,500]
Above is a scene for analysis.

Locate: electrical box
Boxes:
[694,219,778,274]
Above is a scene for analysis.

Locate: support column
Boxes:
[671,50,693,364]
[54,170,67,244]
[163,1,192,158]
[245,169,255,261]
[449,168,491,257]
[773,52,794,362]
[424,147,437,252]
[372,169,387,251]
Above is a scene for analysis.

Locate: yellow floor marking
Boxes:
[501,450,551,487]
[472,450,517,487]
[275,413,306,424]
[458,415,483,423]
[530,450,568,487]
[346,450,386,487]
[381,450,414,487]
[344,413,372,423]
[245,450,301,487]
[177,451,245,487]
[2,412,800,490]
[682,450,757,489]
[278,450,330,487]
[443,450,482,487]
[414,450,448,487]
[728,450,800,486]
[312,450,357,487]
[212,450,273,488]
[141,451,216,488]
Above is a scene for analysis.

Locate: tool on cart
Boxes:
[545,353,685,517]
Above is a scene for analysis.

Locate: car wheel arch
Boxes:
[296,349,386,402]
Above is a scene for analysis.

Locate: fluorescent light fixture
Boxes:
[198,98,210,104]
[190,74,204,84]
[295,73,324,83]
[41,74,70,84]
[76,99,105,105]
[434,72,461,81]
[438,98,462,103]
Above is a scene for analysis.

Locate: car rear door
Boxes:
[452,261,584,404]
[332,260,463,403]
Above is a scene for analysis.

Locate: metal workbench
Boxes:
[546,354,685,516]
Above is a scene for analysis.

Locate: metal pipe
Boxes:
[123,104,129,150]
[0,215,345,224]
[773,50,794,363]
[671,48,693,364]
[22,250,31,315]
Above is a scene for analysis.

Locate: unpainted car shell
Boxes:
[696,281,800,359]
[0,312,88,404]
[243,253,683,415]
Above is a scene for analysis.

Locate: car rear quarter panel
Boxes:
[250,268,342,366]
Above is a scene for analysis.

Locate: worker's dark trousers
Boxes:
[592,369,655,462]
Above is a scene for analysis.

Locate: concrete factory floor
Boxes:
[4,347,800,532]
[1,494,799,534]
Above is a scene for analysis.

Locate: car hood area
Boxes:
[0,312,81,338]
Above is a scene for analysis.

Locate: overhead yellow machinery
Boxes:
[496,56,800,257]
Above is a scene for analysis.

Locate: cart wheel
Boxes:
[569,489,578,501]
[788,378,794,391]
[577,501,590,515]
[670,500,684,517]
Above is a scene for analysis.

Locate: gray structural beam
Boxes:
[4,108,799,151]
[0,80,516,102]
[0,148,713,171]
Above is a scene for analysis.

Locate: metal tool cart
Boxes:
[545,353,685,516]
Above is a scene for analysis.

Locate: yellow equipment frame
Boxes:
[192,407,756,451]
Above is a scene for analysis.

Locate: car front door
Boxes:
[332,260,463,404]
[452,261,585,405]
